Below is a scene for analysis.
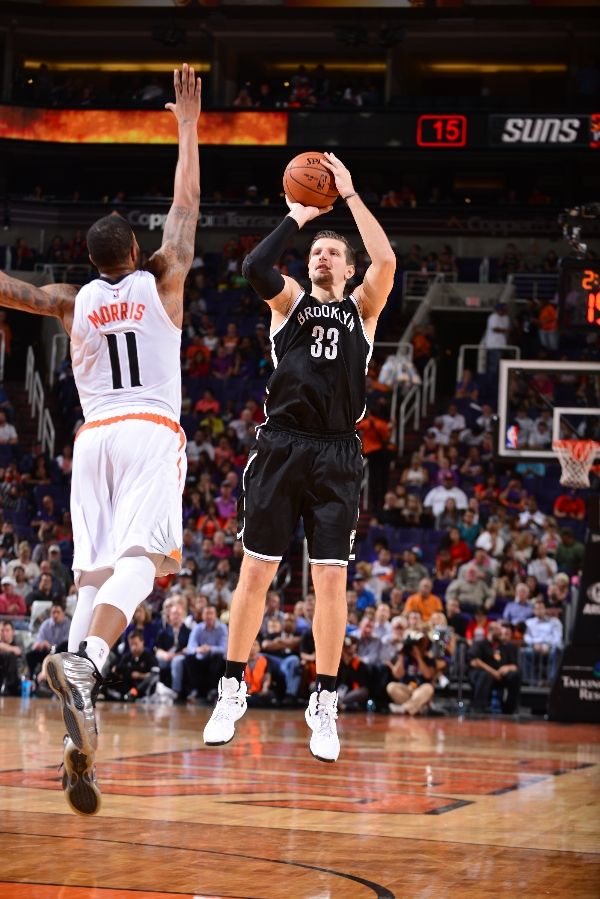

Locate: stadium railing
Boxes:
[25,345,56,456]
[374,340,413,360]
[510,272,559,302]
[34,263,92,285]
[456,343,521,383]
[394,385,420,459]
[402,271,457,302]
[449,639,557,713]
[49,332,69,388]
[422,357,437,417]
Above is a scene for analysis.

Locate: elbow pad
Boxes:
[242,215,299,300]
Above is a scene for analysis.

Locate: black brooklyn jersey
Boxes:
[266,291,372,433]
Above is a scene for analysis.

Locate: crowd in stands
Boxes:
[6,230,576,311]
[13,66,201,110]
[8,180,565,209]
[0,230,594,718]
[349,374,590,713]
[9,231,90,272]
[12,64,384,112]
[12,56,600,112]
[232,66,382,110]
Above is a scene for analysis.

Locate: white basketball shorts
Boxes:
[71,412,187,583]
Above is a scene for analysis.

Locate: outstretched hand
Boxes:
[320,152,355,199]
[285,195,333,228]
[165,63,202,124]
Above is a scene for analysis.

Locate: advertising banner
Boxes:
[489,114,591,148]
[572,532,600,646]
[590,113,600,150]
[1,105,597,151]
[548,645,600,723]
[0,106,288,146]
[549,498,600,723]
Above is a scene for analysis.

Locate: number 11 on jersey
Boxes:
[105,332,142,389]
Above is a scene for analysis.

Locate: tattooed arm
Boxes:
[147,63,201,328]
[0,273,76,334]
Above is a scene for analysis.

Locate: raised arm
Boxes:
[147,63,201,328]
[321,152,396,326]
[241,199,331,325]
[0,272,76,334]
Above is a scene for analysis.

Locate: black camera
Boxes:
[403,630,425,652]
[430,627,450,659]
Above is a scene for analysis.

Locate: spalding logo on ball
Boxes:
[283,152,339,208]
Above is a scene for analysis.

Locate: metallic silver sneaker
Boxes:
[43,642,103,757]
[61,735,102,817]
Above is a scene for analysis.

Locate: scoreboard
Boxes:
[582,267,600,329]
[559,258,600,331]
[416,115,467,148]
[1,105,598,151]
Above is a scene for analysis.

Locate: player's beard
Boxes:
[312,268,333,288]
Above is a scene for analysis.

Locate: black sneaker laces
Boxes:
[77,642,107,705]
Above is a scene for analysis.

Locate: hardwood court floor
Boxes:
[0,697,599,899]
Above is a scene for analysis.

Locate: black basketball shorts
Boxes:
[237,425,363,566]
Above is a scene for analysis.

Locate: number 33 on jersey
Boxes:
[70,269,182,422]
[310,325,339,359]
[267,292,372,434]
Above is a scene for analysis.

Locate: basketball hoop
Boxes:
[552,440,600,488]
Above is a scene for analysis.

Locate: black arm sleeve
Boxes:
[241,215,300,300]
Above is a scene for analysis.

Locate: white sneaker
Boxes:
[203,677,248,746]
[305,690,340,763]
[388,702,408,715]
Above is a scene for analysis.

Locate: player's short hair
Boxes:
[87,214,135,270]
[310,230,355,266]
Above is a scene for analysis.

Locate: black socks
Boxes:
[225,660,246,683]
[316,674,337,693]
[226,662,335,693]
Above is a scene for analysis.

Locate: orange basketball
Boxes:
[283,151,339,208]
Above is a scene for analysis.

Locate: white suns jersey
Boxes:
[70,270,181,422]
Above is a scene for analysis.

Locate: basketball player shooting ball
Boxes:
[0,64,201,814]
[204,152,396,761]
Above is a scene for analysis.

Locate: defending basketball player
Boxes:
[204,152,396,761]
[0,64,200,814]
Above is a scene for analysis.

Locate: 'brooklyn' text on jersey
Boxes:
[297,303,355,332]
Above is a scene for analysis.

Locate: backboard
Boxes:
[496,359,600,462]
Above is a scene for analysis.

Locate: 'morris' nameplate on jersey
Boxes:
[71,269,181,422]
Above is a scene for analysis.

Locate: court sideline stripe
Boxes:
[0,831,395,899]
[0,884,259,899]
[2,822,597,859]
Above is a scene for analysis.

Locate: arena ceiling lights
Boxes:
[23,60,563,76]
[424,62,567,74]
[23,60,211,73]
[267,62,386,73]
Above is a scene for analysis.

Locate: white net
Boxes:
[552,440,600,489]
